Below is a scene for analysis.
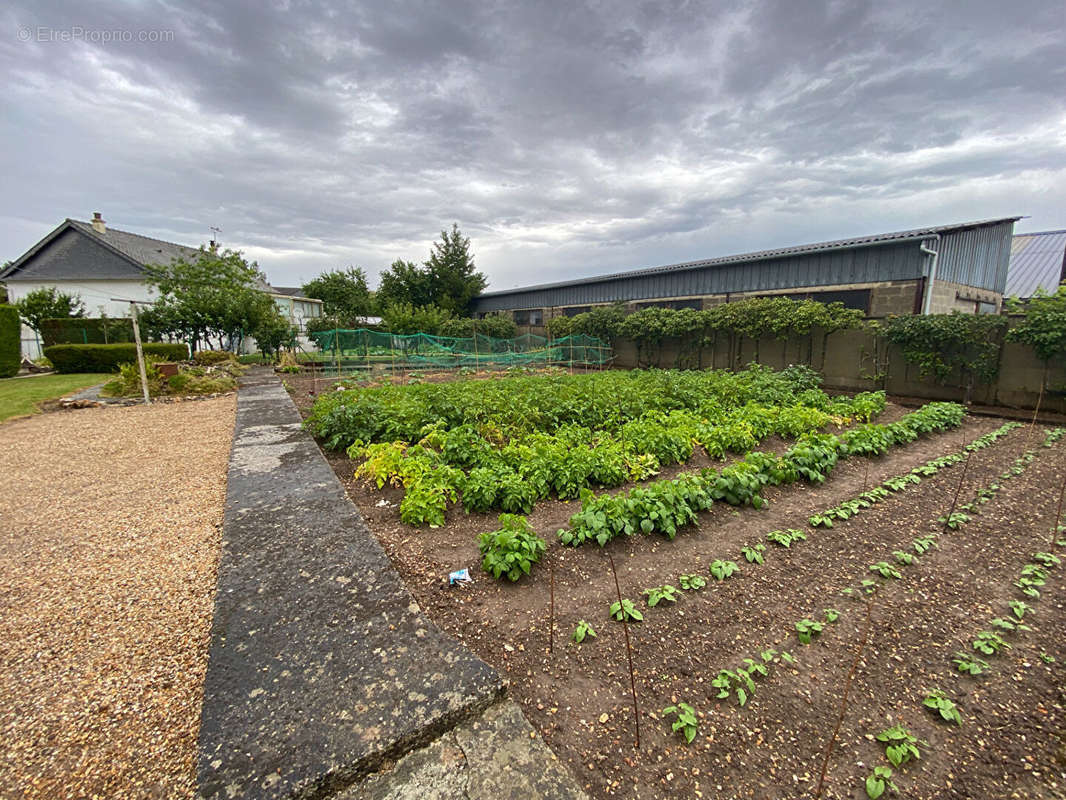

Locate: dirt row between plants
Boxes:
[307,396,1066,799]
[0,396,237,800]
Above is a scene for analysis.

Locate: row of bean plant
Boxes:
[557,402,966,546]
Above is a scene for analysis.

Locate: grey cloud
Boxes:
[1,0,1063,291]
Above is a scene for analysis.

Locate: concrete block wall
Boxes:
[609,325,1066,414]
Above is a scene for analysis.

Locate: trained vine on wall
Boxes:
[879,313,1008,402]
[548,297,865,369]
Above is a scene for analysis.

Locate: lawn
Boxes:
[0,373,112,423]
[290,366,1066,799]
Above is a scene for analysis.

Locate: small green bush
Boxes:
[100,358,167,397]
[193,349,236,365]
[478,514,547,581]
[0,305,19,378]
[44,343,188,373]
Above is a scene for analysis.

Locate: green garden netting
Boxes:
[309,328,612,371]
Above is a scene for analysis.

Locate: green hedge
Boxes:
[44,343,189,373]
[0,305,20,378]
[39,317,135,347]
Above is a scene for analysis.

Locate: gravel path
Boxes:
[0,396,236,799]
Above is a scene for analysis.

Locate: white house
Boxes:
[0,213,322,358]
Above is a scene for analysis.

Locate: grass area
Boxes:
[0,373,112,423]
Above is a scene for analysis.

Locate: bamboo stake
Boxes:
[606,551,640,749]
[1051,469,1066,548]
[548,562,555,655]
[941,449,973,534]
[814,598,873,800]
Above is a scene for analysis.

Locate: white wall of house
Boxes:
[6,278,324,359]
[4,279,156,358]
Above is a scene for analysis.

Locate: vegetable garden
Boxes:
[297,365,1066,799]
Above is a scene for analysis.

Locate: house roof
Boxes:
[477,217,1021,298]
[0,218,203,281]
[1005,230,1066,299]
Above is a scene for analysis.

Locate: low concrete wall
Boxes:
[609,327,1066,413]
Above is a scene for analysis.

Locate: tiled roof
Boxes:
[67,219,203,268]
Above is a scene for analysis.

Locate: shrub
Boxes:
[0,305,20,378]
[44,343,188,373]
[100,358,167,397]
[478,514,547,581]
[193,349,237,365]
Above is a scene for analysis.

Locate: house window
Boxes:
[513,308,543,326]
[563,305,591,317]
[635,299,702,311]
[757,289,871,314]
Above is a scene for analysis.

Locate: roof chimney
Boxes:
[91,212,106,234]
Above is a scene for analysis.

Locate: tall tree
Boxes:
[424,223,486,314]
[376,259,434,309]
[143,246,281,352]
[301,267,374,323]
[15,287,85,333]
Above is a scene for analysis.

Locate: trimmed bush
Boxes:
[0,305,20,378]
[193,349,237,365]
[44,343,188,373]
[39,317,135,347]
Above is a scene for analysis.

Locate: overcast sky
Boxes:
[2,0,1063,290]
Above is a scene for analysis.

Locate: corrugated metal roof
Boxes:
[477,217,1020,298]
[1005,230,1066,298]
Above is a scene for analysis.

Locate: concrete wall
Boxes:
[609,323,1066,413]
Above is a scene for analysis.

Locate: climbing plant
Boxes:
[880,313,1008,401]
[1006,286,1066,373]
[552,297,864,369]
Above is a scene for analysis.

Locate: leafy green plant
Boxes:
[972,630,1010,655]
[869,561,902,579]
[710,559,739,581]
[1009,599,1033,620]
[989,617,1030,632]
[953,651,990,676]
[861,578,878,595]
[572,620,596,644]
[643,585,679,607]
[824,608,841,623]
[609,598,644,622]
[661,702,699,743]
[876,724,925,767]
[477,514,547,581]
[766,528,807,547]
[741,543,766,564]
[679,573,707,590]
[1040,651,1055,664]
[912,536,937,555]
[1032,551,1061,568]
[865,765,898,799]
[795,618,824,644]
[922,689,962,725]
[938,511,971,530]
[893,550,915,566]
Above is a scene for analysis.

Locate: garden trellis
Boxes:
[309,327,612,373]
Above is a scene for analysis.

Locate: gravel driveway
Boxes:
[0,396,236,799]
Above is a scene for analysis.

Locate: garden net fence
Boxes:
[308,328,612,373]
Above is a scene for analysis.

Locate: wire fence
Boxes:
[308,328,613,375]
